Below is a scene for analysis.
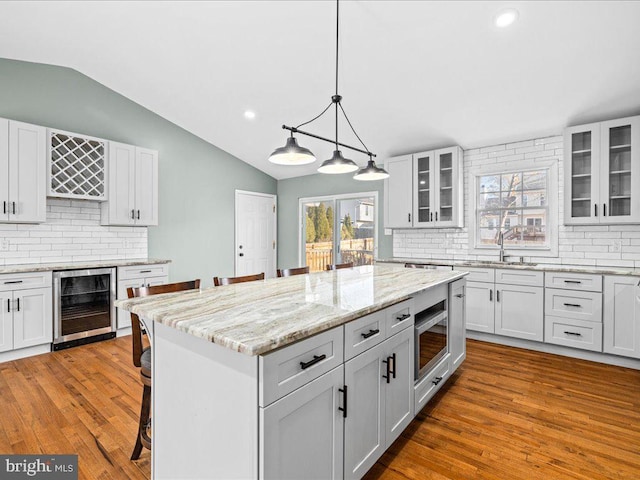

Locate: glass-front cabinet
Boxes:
[564,115,640,225]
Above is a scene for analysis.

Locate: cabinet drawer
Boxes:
[386,299,414,338]
[544,316,603,352]
[545,272,602,292]
[0,271,52,292]
[413,284,447,313]
[344,310,386,361]
[414,355,450,415]
[495,269,543,287]
[455,267,494,283]
[259,326,344,407]
[118,264,169,280]
[545,288,602,323]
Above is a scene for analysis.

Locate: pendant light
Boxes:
[268,0,389,181]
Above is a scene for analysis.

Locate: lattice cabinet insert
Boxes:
[49,130,107,200]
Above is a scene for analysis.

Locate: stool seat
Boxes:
[140,348,151,379]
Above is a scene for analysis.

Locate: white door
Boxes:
[495,284,544,341]
[344,342,385,480]
[0,291,13,352]
[13,287,52,350]
[603,275,640,358]
[106,142,136,225]
[384,155,413,228]
[466,281,495,333]
[8,120,46,223]
[0,118,8,221]
[235,191,276,278]
[412,151,434,227]
[384,326,414,448]
[135,147,159,226]
[564,123,601,225]
[260,366,344,480]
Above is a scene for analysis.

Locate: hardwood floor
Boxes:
[1,337,638,479]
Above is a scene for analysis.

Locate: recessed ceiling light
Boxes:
[244,110,256,120]
[495,9,518,28]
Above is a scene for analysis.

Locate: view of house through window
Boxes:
[301,195,376,272]
[477,169,548,247]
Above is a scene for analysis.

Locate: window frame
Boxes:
[468,159,559,257]
[298,192,379,267]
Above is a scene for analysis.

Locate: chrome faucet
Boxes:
[498,231,506,262]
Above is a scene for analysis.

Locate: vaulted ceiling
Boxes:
[1,1,639,179]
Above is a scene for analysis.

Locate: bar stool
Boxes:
[128,279,201,460]
[213,272,265,286]
[277,266,310,277]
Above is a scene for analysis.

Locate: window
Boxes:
[300,193,378,272]
[471,160,557,255]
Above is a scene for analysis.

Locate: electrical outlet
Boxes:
[0,238,8,251]
[612,240,622,252]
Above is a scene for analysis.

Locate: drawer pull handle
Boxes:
[489,289,493,301]
[300,354,326,370]
[15,298,19,312]
[361,329,380,339]
[338,385,348,418]
[432,376,443,386]
[455,293,465,298]
[396,313,411,322]
[12,202,16,215]
[496,290,500,302]
[382,356,391,384]
[139,270,152,273]
[4,280,23,284]
[564,331,582,337]
[2,201,5,214]
[6,298,10,313]
[390,352,397,379]
[131,209,136,219]
[563,280,582,284]
[563,303,582,308]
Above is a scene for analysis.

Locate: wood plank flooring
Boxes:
[1,337,638,479]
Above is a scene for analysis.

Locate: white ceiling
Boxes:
[1,1,639,180]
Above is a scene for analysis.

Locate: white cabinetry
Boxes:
[449,278,467,370]
[116,264,169,330]
[564,115,640,225]
[101,142,158,226]
[384,146,463,229]
[0,118,46,223]
[603,275,640,359]
[0,272,52,355]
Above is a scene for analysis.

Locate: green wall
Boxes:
[277,173,392,269]
[0,58,277,285]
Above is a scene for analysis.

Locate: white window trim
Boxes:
[468,159,559,258]
[298,192,379,266]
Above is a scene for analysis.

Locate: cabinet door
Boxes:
[12,287,52,350]
[564,123,601,225]
[261,366,344,480]
[384,155,413,228]
[449,278,466,372]
[383,326,413,449]
[603,275,640,358]
[433,147,462,227]
[495,284,543,341]
[8,120,46,223]
[0,291,13,352]
[0,118,8,221]
[412,151,434,227]
[344,342,385,480]
[135,147,159,226]
[600,116,640,223]
[116,278,145,330]
[466,281,495,333]
[103,142,135,225]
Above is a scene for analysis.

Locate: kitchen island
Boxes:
[117,264,467,479]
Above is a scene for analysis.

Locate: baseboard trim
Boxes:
[0,344,51,363]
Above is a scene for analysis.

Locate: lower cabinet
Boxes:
[466,281,494,333]
[261,366,345,480]
[495,284,544,342]
[344,326,413,479]
[603,275,640,359]
[116,264,169,329]
[449,279,467,370]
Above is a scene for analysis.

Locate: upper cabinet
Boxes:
[100,142,158,226]
[0,118,47,223]
[564,115,640,225]
[48,129,107,201]
[384,146,463,229]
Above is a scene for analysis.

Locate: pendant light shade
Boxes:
[317,150,359,174]
[268,136,316,165]
[353,159,390,181]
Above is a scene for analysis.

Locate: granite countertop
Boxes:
[0,258,171,274]
[116,264,466,356]
[377,258,640,277]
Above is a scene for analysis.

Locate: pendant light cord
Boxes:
[335,0,340,149]
[295,101,333,130]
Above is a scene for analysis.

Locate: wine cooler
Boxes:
[53,268,116,350]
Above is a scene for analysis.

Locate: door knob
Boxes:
[239,253,244,257]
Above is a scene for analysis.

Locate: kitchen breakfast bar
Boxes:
[116,264,467,479]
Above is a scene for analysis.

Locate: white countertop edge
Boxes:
[0,258,171,274]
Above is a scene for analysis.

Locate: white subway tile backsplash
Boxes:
[392,134,640,267]
[0,199,148,266]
